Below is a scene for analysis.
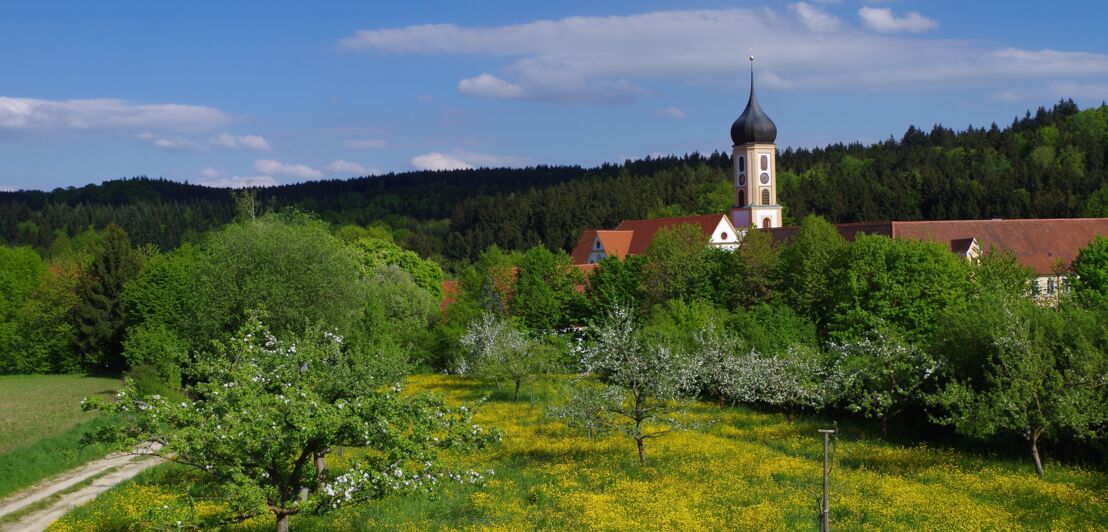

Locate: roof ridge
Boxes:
[893,218,1108,224]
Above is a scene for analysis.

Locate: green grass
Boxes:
[0,374,120,500]
[53,375,1108,531]
[0,374,120,453]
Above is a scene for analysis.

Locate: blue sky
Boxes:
[2,0,1107,190]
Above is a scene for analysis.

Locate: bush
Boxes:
[124,364,184,401]
[122,323,188,388]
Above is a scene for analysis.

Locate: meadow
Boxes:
[52,374,1107,531]
[0,374,121,498]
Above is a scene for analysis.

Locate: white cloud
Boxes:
[254,159,323,179]
[411,152,473,171]
[210,133,271,151]
[458,73,525,99]
[657,106,686,119]
[339,8,1108,100]
[343,138,387,149]
[411,150,529,171]
[789,2,841,32]
[199,167,223,179]
[0,97,228,134]
[136,132,208,151]
[327,160,373,174]
[196,175,278,189]
[858,7,938,33]
[0,186,17,192]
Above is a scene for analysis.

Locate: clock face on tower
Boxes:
[759,172,770,185]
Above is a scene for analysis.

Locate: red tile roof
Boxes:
[769,218,1108,275]
[615,214,728,255]
[570,229,598,264]
[891,219,1108,275]
[596,230,635,260]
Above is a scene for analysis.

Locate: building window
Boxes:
[595,240,601,249]
[762,189,770,205]
[738,156,745,173]
[720,232,729,241]
[762,217,771,229]
[738,190,746,206]
[1047,277,1056,295]
[1030,278,1041,297]
[760,154,769,171]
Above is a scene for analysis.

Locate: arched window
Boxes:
[762,217,771,229]
[738,190,746,206]
[760,154,769,171]
[761,189,770,205]
[738,156,745,173]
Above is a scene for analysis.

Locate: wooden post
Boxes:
[818,428,836,532]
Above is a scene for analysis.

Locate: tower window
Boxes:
[738,156,745,173]
[762,217,771,229]
[738,190,746,206]
[762,189,770,205]
[760,154,769,171]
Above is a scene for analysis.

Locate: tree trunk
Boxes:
[276,513,290,532]
[636,437,646,466]
[513,379,521,401]
[314,451,327,485]
[718,394,725,409]
[880,415,888,439]
[1029,431,1044,477]
[785,408,795,423]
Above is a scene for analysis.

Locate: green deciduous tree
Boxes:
[930,301,1108,476]
[641,224,713,305]
[775,215,847,330]
[85,319,498,531]
[351,237,443,300]
[583,255,646,321]
[1070,235,1108,303]
[830,233,969,341]
[511,246,583,332]
[189,213,366,347]
[726,227,780,308]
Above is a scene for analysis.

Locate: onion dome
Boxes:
[730,59,777,145]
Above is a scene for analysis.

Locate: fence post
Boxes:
[818,428,836,532]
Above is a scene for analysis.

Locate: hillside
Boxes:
[2,100,1106,262]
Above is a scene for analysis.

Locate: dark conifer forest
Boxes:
[3,100,1106,263]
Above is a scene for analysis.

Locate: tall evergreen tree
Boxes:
[75,225,144,370]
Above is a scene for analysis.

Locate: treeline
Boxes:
[2,101,1107,264]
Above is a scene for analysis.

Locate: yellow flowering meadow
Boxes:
[53,374,1108,531]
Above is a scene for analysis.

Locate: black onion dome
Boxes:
[730,69,777,145]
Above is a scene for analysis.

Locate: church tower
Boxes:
[729,56,782,229]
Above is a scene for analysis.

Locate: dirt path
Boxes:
[0,444,162,532]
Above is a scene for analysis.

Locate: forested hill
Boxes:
[2,100,1107,263]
